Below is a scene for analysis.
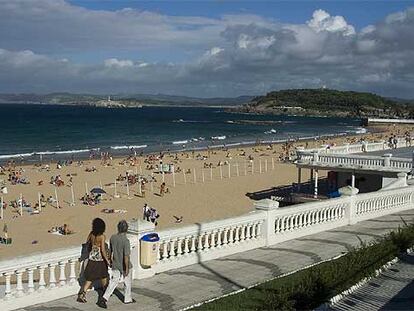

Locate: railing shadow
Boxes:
[194,222,246,291]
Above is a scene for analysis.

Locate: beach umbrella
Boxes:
[90,187,106,194]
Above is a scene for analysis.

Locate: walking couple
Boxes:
[77,218,135,308]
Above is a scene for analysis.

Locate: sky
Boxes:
[1,0,414,98]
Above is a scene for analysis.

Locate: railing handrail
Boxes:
[0,246,80,275]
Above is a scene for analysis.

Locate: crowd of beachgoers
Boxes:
[0,123,412,257]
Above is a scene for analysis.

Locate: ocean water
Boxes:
[0,104,363,161]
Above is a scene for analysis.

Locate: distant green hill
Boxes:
[242,89,414,118]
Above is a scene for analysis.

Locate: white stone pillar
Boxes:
[254,199,280,246]
[314,169,319,198]
[382,153,392,167]
[351,173,355,188]
[339,186,359,225]
[127,219,156,280]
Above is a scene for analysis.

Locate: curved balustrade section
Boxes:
[153,212,266,273]
[355,187,414,221]
[269,198,349,244]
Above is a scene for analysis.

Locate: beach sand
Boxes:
[0,123,411,259]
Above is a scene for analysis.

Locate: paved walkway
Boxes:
[22,209,414,311]
[330,253,414,311]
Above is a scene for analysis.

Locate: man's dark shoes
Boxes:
[97,298,107,309]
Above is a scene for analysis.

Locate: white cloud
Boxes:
[307,9,355,36]
[104,58,134,68]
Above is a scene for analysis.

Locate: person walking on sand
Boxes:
[77,218,110,304]
[160,182,166,197]
[99,220,135,308]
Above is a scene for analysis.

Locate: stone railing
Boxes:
[0,246,81,310]
[1,185,414,310]
[297,151,412,172]
[305,138,407,155]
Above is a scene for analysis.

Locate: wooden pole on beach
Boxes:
[126,181,131,199]
[162,171,165,183]
[220,166,223,179]
[100,180,103,189]
[183,171,186,184]
[265,159,268,172]
[114,179,119,198]
[1,196,3,219]
[193,168,197,184]
[228,163,231,178]
[172,170,176,187]
[135,166,138,175]
[20,193,23,216]
[272,158,275,170]
[236,163,239,177]
[85,182,88,195]
[244,161,247,176]
[38,192,41,211]
[70,186,75,206]
[140,165,143,175]
[259,160,262,174]
[210,167,213,181]
[202,169,205,183]
[55,187,59,208]
[252,161,254,175]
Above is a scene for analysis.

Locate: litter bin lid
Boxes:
[141,233,160,242]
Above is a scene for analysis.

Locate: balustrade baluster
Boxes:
[275,218,280,232]
[177,238,183,257]
[169,239,176,258]
[216,230,222,247]
[210,231,216,248]
[239,225,245,241]
[222,228,229,245]
[229,227,234,243]
[280,217,286,232]
[162,241,168,259]
[246,223,252,239]
[183,236,190,255]
[203,232,210,249]
[16,270,24,297]
[197,235,203,251]
[38,265,46,290]
[289,216,294,230]
[4,273,12,299]
[257,221,262,237]
[27,267,35,293]
[49,263,57,288]
[58,261,67,286]
[190,235,196,252]
[69,259,77,284]
[234,226,240,243]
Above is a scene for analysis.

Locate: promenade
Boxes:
[21,209,414,311]
[330,253,414,310]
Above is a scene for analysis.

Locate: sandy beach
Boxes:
[0,123,411,260]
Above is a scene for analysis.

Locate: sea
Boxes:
[0,104,364,163]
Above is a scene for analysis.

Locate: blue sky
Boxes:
[69,0,413,29]
[1,0,414,97]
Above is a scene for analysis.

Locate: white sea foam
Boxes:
[0,152,35,159]
[111,145,147,150]
[172,140,189,145]
[211,135,226,140]
[0,148,100,159]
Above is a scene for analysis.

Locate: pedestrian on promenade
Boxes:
[77,218,110,303]
[99,220,135,308]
